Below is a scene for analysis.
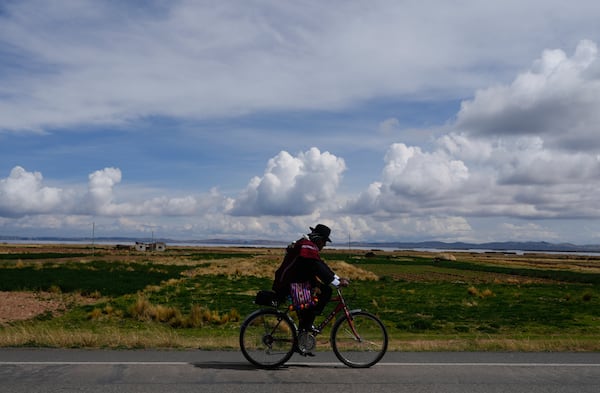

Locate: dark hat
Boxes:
[309,224,332,242]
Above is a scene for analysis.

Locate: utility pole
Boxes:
[91,222,95,257]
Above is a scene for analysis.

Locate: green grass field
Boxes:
[0,244,598,351]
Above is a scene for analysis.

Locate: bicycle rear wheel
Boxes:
[331,310,388,368]
[239,309,296,368]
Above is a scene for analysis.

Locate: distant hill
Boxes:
[350,240,600,253]
[2,236,600,253]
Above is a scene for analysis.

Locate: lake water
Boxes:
[5,239,600,257]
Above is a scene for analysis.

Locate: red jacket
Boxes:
[272,237,335,297]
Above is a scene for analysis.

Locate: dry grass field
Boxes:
[0,243,375,325]
[1,242,599,351]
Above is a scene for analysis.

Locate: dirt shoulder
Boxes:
[0,292,76,324]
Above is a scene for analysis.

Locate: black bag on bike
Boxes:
[254,290,279,307]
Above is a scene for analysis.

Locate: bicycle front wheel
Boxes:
[239,309,296,368]
[331,310,388,368]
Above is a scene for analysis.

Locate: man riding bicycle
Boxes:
[272,224,349,351]
[241,224,386,366]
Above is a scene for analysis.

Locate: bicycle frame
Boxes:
[309,288,362,341]
[240,286,388,368]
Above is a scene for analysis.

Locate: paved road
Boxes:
[1,349,599,393]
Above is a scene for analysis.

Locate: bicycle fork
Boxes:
[333,289,363,342]
[342,309,363,342]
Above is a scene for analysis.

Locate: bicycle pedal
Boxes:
[298,331,316,352]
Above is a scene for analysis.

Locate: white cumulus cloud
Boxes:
[0,166,70,216]
[346,142,470,215]
[346,127,600,222]
[229,147,346,216]
[0,166,200,219]
[86,167,122,213]
[84,167,199,216]
[4,2,598,133]
[381,143,469,198]
[456,39,600,150]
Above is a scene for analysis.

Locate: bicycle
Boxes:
[239,287,388,368]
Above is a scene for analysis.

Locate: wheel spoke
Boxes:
[331,311,388,368]
[240,310,296,368]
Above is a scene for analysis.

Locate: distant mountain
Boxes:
[2,236,600,253]
[349,240,600,253]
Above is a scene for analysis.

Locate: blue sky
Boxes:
[2,0,600,244]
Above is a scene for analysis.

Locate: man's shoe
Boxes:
[297,348,316,357]
[297,330,316,357]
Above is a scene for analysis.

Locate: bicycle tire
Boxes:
[239,309,296,368]
[331,310,388,368]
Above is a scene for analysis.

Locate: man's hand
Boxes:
[339,277,350,287]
